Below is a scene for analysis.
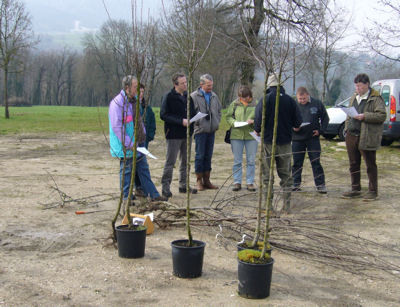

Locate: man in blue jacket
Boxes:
[292,87,329,194]
[254,74,302,213]
[109,75,166,202]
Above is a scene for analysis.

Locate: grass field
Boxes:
[0,106,230,135]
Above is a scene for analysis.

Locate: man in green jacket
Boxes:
[342,73,386,201]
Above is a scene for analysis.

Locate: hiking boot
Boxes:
[195,173,205,191]
[341,190,361,199]
[363,192,378,201]
[179,186,198,194]
[151,195,168,202]
[232,183,241,191]
[203,171,218,189]
[135,189,146,197]
[317,186,327,194]
[246,184,256,192]
[162,191,172,198]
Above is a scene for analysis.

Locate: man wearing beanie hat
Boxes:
[254,73,302,213]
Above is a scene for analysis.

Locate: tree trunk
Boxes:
[4,68,9,119]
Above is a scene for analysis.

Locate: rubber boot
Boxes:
[196,173,205,191]
[203,171,218,189]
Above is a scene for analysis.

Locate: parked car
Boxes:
[323,97,350,141]
[323,79,400,145]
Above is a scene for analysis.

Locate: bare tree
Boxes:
[0,0,35,118]
[318,0,350,103]
[161,0,214,246]
[364,0,400,62]
[240,0,320,258]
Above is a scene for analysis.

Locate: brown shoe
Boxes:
[232,183,241,191]
[203,171,218,189]
[247,184,256,192]
[195,173,205,191]
[363,192,378,201]
[341,190,362,199]
[151,195,168,202]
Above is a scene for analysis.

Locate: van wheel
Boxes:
[338,124,345,141]
[381,139,393,146]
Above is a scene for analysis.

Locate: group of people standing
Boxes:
[109,72,386,211]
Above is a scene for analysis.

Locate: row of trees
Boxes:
[1,0,400,118]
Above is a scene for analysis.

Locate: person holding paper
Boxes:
[109,75,167,202]
[160,73,197,198]
[225,85,258,192]
[342,73,386,201]
[292,87,329,193]
[191,74,222,191]
[254,73,302,213]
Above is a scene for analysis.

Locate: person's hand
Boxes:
[293,127,300,132]
[254,130,260,137]
[182,118,188,126]
[354,113,365,121]
[247,119,254,125]
[312,130,319,136]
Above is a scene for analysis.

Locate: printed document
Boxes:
[137,147,157,159]
[234,121,249,127]
[190,112,208,123]
[341,107,359,118]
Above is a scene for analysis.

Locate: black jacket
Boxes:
[254,87,303,145]
[160,88,195,139]
[292,97,329,141]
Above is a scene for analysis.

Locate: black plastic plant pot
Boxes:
[238,258,274,299]
[116,224,147,259]
[171,239,206,278]
[237,243,272,256]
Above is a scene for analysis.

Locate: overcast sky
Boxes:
[23,0,384,47]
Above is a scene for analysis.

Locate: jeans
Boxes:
[120,156,160,199]
[345,133,378,193]
[161,138,191,194]
[194,132,215,173]
[292,137,325,188]
[231,139,258,184]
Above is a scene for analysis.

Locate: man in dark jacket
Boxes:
[160,73,197,198]
[342,73,386,201]
[292,87,329,194]
[254,74,302,212]
[135,84,157,196]
[139,84,156,149]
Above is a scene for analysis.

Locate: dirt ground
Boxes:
[1,132,400,306]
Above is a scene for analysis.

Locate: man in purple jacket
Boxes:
[109,75,166,201]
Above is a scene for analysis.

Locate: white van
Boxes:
[323,79,400,145]
[371,79,400,146]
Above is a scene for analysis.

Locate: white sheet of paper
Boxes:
[137,147,157,159]
[190,112,208,123]
[300,122,310,128]
[250,131,261,143]
[342,107,359,118]
[234,121,249,128]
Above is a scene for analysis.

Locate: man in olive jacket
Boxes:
[342,73,386,201]
[190,74,222,191]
